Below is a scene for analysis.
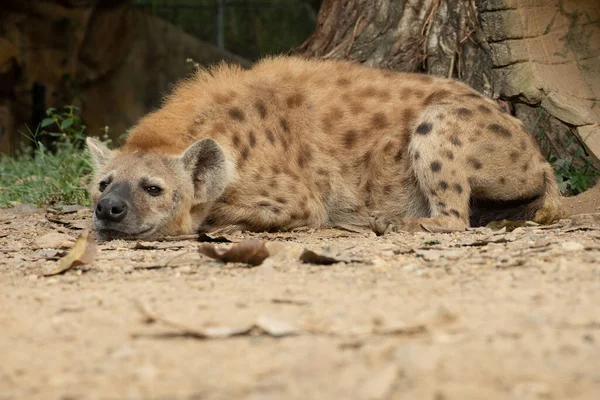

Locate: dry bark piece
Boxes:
[198,240,269,266]
[43,229,97,276]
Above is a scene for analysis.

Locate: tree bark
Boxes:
[296,0,494,94]
[296,0,600,171]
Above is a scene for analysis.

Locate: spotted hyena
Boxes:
[86,56,561,239]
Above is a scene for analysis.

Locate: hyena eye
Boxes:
[144,186,163,196]
[99,181,109,192]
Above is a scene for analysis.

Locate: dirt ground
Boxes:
[1,205,600,400]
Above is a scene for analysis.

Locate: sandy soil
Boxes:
[1,205,600,400]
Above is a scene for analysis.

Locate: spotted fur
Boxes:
[87,56,562,239]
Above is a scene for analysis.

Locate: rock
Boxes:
[359,363,399,400]
[561,241,584,252]
[479,0,600,167]
[34,233,75,249]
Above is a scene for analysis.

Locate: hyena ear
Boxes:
[86,137,113,169]
[180,138,230,204]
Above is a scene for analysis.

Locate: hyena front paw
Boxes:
[369,214,437,236]
[369,213,395,236]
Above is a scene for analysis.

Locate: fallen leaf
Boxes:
[133,242,186,251]
[299,249,342,265]
[158,234,201,242]
[67,221,89,230]
[332,224,372,234]
[199,240,269,266]
[255,315,299,337]
[421,223,465,233]
[564,225,600,232]
[47,205,86,214]
[134,301,298,339]
[197,233,232,243]
[45,216,71,226]
[43,229,97,276]
[133,242,158,250]
[373,321,428,336]
[271,298,310,306]
[456,235,515,247]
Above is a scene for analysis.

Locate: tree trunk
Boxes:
[296,0,600,174]
[296,0,494,94]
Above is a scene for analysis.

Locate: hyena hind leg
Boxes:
[370,113,472,235]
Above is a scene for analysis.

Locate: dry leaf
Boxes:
[373,321,428,336]
[47,205,86,214]
[134,301,298,339]
[299,249,342,265]
[67,221,89,230]
[255,316,299,337]
[271,298,310,306]
[197,233,232,243]
[133,242,158,250]
[421,223,465,233]
[332,224,372,234]
[43,229,97,276]
[199,240,269,266]
[133,242,186,251]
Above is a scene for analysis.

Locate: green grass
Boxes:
[0,106,108,208]
[531,107,600,196]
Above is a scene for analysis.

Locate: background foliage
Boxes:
[135,0,319,60]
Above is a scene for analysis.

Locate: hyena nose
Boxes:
[95,197,128,222]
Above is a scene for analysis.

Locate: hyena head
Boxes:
[86,137,232,240]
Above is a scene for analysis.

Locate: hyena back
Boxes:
[86,56,561,239]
